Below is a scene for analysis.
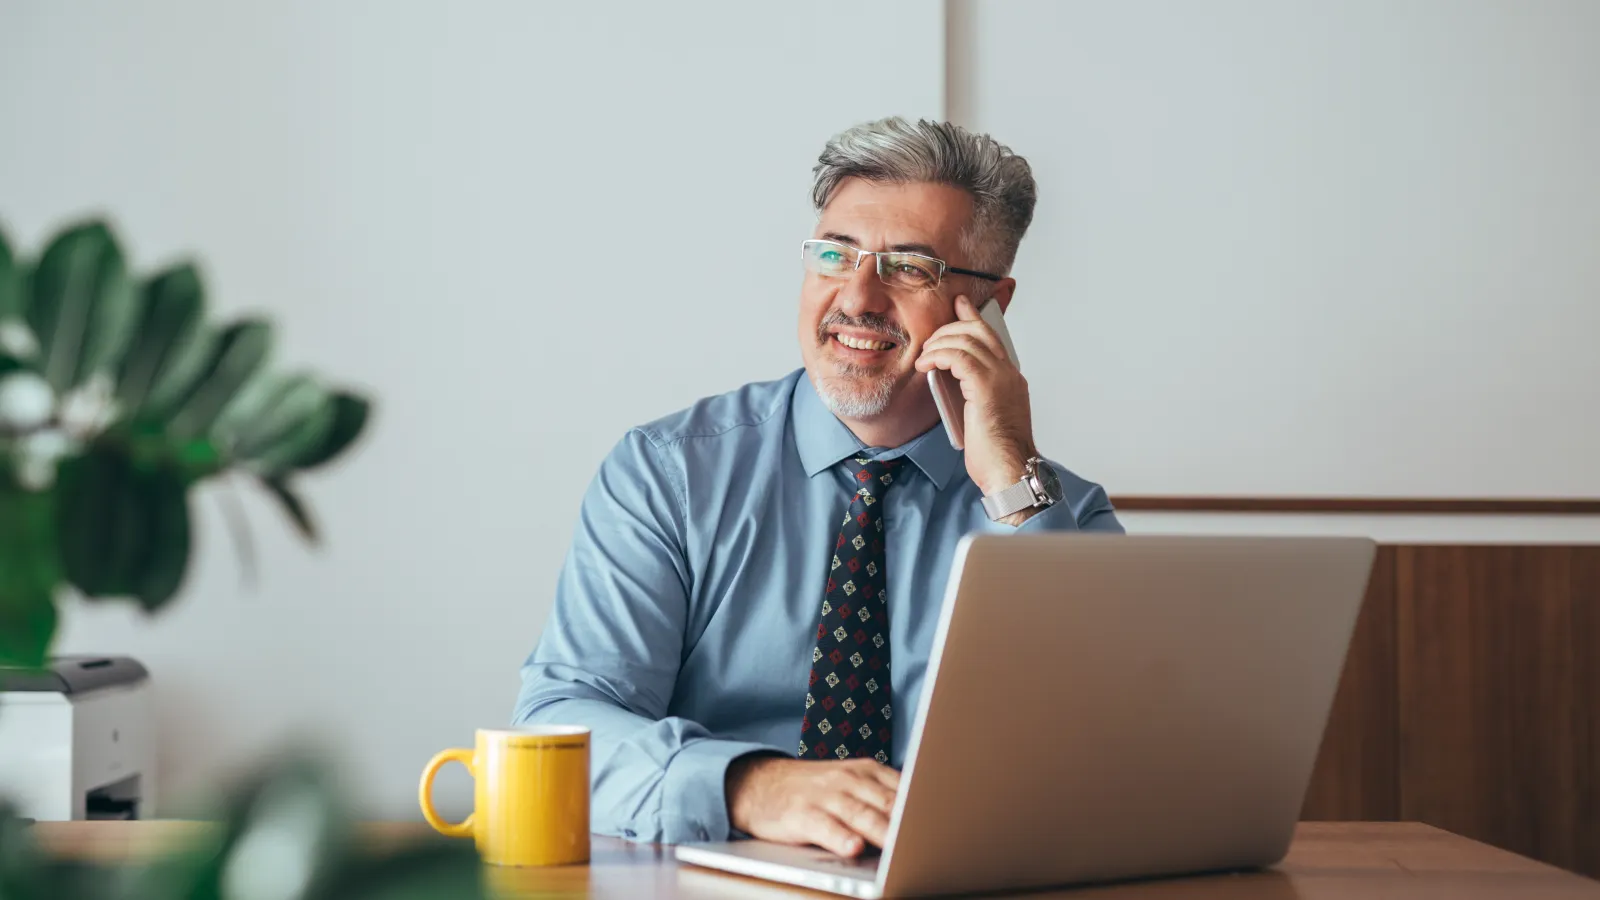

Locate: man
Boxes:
[513,117,1121,858]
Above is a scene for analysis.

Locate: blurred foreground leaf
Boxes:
[120,752,486,900]
[0,800,131,900]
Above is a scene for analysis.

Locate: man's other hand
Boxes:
[725,755,901,857]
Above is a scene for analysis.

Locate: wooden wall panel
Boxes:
[1301,546,1398,821]
[1397,547,1583,874]
[1574,550,1600,879]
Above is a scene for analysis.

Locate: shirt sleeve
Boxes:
[512,429,783,844]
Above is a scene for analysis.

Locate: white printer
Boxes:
[0,656,156,820]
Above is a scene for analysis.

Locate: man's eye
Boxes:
[820,251,845,264]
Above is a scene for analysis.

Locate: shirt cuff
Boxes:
[1016,499,1084,532]
[973,496,1083,534]
[659,739,789,844]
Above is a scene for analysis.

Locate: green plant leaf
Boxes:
[0,582,56,672]
[0,483,60,669]
[134,467,191,611]
[56,450,142,598]
[213,372,346,476]
[0,226,22,321]
[171,436,225,483]
[211,370,291,439]
[25,220,142,394]
[167,318,272,440]
[293,392,373,471]
[215,372,331,465]
[142,326,218,424]
[260,475,318,543]
[57,450,194,610]
[116,262,206,419]
[254,390,338,475]
[215,480,259,588]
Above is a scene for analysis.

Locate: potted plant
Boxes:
[0,219,485,898]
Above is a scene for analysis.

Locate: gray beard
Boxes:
[812,309,909,419]
[815,362,897,418]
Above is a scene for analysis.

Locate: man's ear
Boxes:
[992,277,1018,314]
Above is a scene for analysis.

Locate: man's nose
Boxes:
[833,255,892,318]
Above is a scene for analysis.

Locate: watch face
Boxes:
[1032,459,1063,503]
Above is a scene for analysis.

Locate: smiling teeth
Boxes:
[837,335,894,351]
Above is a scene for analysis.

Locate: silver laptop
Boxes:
[674,533,1376,898]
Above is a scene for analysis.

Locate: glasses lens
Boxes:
[803,240,856,277]
[879,254,941,291]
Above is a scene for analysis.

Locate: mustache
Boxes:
[816,310,910,346]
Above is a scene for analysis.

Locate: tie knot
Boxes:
[844,456,903,497]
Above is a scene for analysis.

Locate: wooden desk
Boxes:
[32,820,1600,898]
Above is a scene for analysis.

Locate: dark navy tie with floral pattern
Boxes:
[799,456,902,763]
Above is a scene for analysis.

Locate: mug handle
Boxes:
[419,748,475,838]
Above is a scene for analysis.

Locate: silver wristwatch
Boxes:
[981,457,1065,521]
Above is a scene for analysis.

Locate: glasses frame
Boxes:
[800,239,1003,292]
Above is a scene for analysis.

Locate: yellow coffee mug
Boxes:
[419,726,590,866]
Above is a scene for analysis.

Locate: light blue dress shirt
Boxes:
[512,368,1121,844]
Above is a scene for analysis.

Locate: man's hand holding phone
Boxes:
[915,295,1040,524]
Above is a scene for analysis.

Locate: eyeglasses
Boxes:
[800,239,1003,293]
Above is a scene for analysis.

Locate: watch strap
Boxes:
[981,478,1039,521]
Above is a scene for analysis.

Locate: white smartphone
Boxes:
[928,297,1019,450]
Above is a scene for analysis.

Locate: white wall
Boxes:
[952,0,1600,499]
[0,1,940,818]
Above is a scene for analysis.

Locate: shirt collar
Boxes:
[790,369,964,491]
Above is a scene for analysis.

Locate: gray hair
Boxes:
[811,117,1037,276]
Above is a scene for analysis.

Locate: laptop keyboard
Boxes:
[809,849,882,875]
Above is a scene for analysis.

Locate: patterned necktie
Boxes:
[799,456,902,763]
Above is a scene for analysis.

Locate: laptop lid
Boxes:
[873,533,1375,898]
